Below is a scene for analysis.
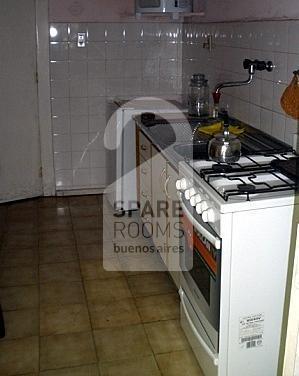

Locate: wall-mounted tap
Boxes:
[212,59,273,117]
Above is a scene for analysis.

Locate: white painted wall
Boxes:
[0,0,42,202]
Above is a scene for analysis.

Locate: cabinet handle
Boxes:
[141,144,147,151]
[141,168,147,175]
[164,175,171,199]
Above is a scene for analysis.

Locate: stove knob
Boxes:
[202,208,219,223]
[176,178,190,191]
[195,202,203,214]
[200,200,210,212]
[207,208,219,223]
[185,187,196,200]
[202,210,209,223]
[190,193,203,207]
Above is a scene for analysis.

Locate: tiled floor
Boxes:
[0,195,204,376]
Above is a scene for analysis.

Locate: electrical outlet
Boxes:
[77,33,86,48]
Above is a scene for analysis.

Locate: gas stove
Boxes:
[177,151,297,376]
[192,153,298,201]
[176,152,298,235]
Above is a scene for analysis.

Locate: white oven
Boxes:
[176,156,296,376]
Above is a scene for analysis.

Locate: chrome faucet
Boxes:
[213,59,273,117]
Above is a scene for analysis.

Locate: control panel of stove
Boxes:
[176,178,220,224]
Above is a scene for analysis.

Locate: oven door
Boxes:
[179,195,221,351]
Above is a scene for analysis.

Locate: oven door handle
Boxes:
[179,196,221,250]
[179,288,219,366]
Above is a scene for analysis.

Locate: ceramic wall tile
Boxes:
[51,80,69,98]
[50,42,69,61]
[87,23,107,42]
[69,42,87,60]
[70,115,89,134]
[50,62,69,80]
[50,21,186,190]
[87,42,106,60]
[69,79,88,98]
[50,24,68,42]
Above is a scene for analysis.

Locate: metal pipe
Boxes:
[214,64,255,95]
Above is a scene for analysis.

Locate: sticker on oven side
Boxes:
[239,313,264,349]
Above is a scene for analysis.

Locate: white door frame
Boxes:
[35,0,56,196]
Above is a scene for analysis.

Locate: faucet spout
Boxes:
[212,59,273,114]
[214,61,255,96]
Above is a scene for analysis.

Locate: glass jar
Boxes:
[188,74,210,117]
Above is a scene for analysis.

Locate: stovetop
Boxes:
[190,153,298,202]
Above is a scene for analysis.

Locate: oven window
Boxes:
[190,248,211,305]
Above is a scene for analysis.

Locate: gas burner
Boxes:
[212,164,233,173]
[237,184,256,193]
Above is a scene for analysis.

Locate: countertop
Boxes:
[134,113,202,170]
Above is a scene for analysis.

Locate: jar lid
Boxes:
[190,74,206,83]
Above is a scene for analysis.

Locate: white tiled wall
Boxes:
[182,20,299,146]
[49,22,183,191]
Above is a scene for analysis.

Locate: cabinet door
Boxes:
[151,147,168,265]
[165,163,182,287]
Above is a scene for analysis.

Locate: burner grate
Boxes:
[198,154,297,201]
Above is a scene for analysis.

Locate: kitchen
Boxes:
[1,0,299,375]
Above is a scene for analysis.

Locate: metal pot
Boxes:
[208,115,241,164]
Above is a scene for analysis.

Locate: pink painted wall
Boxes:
[192,0,299,22]
[49,0,299,23]
[49,0,136,22]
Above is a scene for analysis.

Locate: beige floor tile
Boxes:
[99,355,161,376]
[40,304,91,336]
[127,272,176,297]
[7,209,37,223]
[5,222,37,234]
[0,285,39,310]
[1,248,38,267]
[40,331,97,371]
[2,233,38,249]
[75,230,101,245]
[38,217,72,233]
[1,309,39,340]
[77,244,103,261]
[144,320,190,354]
[72,216,102,230]
[39,231,75,248]
[39,262,81,284]
[155,350,204,376]
[94,324,152,362]
[89,298,140,329]
[0,265,38,287]
[135,293,180,323]
[38,197,69,209]
[80,259,123,280]
[0,336,39,375]
[70,206,100,217]
[84,278,132,303]
[40,281,85,307]
[38,207,70,220]
[40,364,99,376]
[39,246,77,264]
[69,196,99,207]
